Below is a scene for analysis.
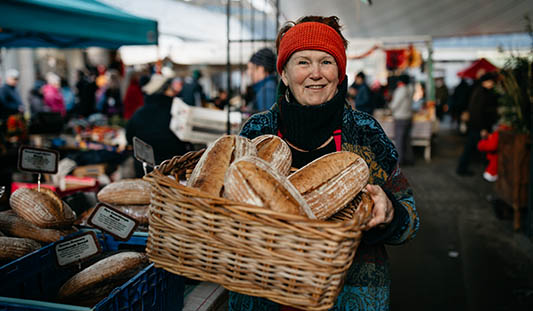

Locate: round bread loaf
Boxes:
[187,135,256,197]
[10,187,76,228]
[252,134,292,176]
[0,210,76,243]
[224,156,315,218]
[97,179,151,205]
[288,151,369,220]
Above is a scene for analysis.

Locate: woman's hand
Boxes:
[363,184,394,230]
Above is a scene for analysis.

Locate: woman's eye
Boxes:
[322,60,333,65]
[298,60,308,65]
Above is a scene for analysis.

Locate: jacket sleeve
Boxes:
[239,111,276,139]
[353,113,419,245]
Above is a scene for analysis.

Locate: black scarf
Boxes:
[278,78,346,151]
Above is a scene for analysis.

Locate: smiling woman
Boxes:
[231,15,419,311]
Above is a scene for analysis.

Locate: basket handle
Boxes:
[155,149,205,176]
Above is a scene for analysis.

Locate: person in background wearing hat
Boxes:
[456,72,500,176]
[0,69,23,122]
[246,47,277,113]
[229,15,418,310]
[126,74,192,178]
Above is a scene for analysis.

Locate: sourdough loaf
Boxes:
[289,151,369,220]
[97,179,151,205]
[0,210,76,243]
[224,156,315,218]
[187,135,255,196]
[10,187,76,228]
[57,251,148,306]
[252,134,292,175]
[0,236,41,260]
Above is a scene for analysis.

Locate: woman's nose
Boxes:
[309,63,321,79]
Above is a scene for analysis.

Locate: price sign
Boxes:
[88,203,138,241]
[55,231,101,267]
[133,137,155,168]
[18,146,59,174]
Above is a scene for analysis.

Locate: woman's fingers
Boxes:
[363,184,394,230]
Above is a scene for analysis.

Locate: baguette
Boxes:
[187,135,255,196]
[224,156,315,218]
[252,134,292,175]
[289,151,369,220]
[10,187,76,228]
[97,179,151,205]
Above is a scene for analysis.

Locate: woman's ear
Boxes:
[281,69,289,86]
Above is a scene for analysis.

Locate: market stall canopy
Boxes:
[0,0,158,48]
[281,0,532,39]
[457,58,499,79]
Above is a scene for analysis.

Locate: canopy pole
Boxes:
[226,0,231,135]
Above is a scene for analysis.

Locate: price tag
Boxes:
[55,231,101,267]
[18,146,59,174]
[133,137,155,168]
[88,203,138,241]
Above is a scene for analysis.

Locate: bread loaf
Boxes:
[57,252,148,306]
[97,179,151,205]
[10,187,76,228]
[0,210,76,243]
[0,236,41,260]
[224,156,315,218]
[252,134,292,175]
[187,135,255,196]
[289,151,369,220]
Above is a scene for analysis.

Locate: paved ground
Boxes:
[388,127,533,311]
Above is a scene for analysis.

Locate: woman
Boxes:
[229,16,419,311]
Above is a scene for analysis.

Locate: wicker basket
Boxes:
[144,150,373,311]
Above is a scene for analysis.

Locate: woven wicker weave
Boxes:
[144,150,373,311]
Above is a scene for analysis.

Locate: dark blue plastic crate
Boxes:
[0,231,184,311]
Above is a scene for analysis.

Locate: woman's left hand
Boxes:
[363,184,394,230]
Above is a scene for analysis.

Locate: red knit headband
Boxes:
[277,22,347,84]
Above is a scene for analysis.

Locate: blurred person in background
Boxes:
[122,72,144,120]
[99,70,123,118]
[42,72,65,117]
[0,69,23,122]
[75,68,97,118]
[61,77,75,119]
[349,71,374,115]
[246,47,278,113]
[456,72,499,176]
[126,74,192,177]
[412,81,426,112]
[434,77,449,121]
[449,77,472,134]
[179,69,207,107]
[389,74,414,165]
[230,15,418,310]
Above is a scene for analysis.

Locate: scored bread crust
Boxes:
[289,151,369,220]
[252,134,292,176]
[187,135,255,196]
[97,179,151,205]
[10,187,76,228]
[0,210,76,243]
[224,156,315,218]
[57,252,148,300]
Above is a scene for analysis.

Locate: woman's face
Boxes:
[281,50,339,106]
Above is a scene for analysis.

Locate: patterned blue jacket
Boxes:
[229,103,419,311]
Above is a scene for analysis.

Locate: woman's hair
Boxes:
[275,16,348,53]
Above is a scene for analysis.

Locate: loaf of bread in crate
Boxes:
[288,151,369,220]
[187,135,256,196]
[251,134,292,176]
[224,156,315,218]
[9,187,76,228]
[0,236,41,261]
[97,178,151,205]
[0,210,76,243]
[57,251,148,306]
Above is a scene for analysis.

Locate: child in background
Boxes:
[477,124,510,182]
